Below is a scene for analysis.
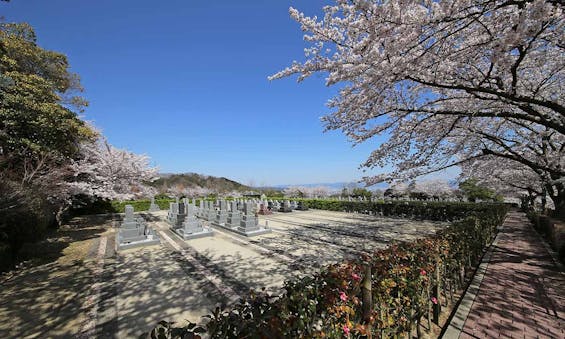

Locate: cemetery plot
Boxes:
[256,210,447,268]
[0,208,447,338]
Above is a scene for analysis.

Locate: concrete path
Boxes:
[444,211,564,338]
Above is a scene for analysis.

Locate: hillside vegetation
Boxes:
[151,173,251,194]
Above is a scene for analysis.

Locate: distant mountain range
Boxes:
[153,173,389,194]
[265,181,389,191]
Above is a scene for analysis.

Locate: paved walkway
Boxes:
[445,211,564,338]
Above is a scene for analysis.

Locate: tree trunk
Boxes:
[361,264,373,338]
[551,191,565,219]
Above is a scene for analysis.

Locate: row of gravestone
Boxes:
[116,197,310,250]
[146,197,309,213]
[167,198,271,238]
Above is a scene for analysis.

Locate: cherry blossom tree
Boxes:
[460,155,550,207]
[414,179,454,199]
[271,0,564,214]
[310,185,332,198]
[68,138,158,201]
[283,186,306,198]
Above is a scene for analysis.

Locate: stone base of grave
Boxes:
[233,226,272,237]
[213,223,272,237]
[167,214,186,228]
[149,204,160,212]
[258,209,273,215]
[278,206,292,213]
[174,227,214,240]
[216,212,228,225]
[117,229,160,250]
[206,210,216,222]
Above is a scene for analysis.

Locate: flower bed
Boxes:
[142,203,507,338]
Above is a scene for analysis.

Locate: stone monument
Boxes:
[206,200,216,221]
[175,203,213,240]
[279,200,292,213]
[296,201,309,211]
[148,196,160,212]
[117,205,159,250]
[167,199,186,227]
[226,201,241,228]
[214,200,229,225]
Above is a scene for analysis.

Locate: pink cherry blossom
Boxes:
[431,297,438,305]
[339,291,348,302]
[351,273,361,282]
[342,324,350,335]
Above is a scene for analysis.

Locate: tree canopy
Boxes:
[0,21,158,268]
[0,22,94,183]
[459,178,500,202]
[271,0,564,214]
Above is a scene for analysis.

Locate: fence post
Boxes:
[433,257,441,324]
[362,264,373,338]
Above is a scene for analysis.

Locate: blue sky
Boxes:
[2,0,408,186]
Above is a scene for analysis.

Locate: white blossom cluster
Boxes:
[283,186,333,198]
[271,0,564,210]
[67,138,158,201]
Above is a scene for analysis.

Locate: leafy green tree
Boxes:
[0,22,94,183]
[352,188,372,199]
[459,179,499,203]
[0,22,94,270]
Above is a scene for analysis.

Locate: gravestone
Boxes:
[167,202,179,223]
[167,199,186,227]
[198,199,207,218]
[290,201,298,210]
[239,202,260,232]
[226,201,241,228]
[206,200,216,221]
[296,201,309,211]
[215,200,229,225]
[175,203,213,240]
[279,200,292,213]
[148,196,160,212]
[117,205,159,250]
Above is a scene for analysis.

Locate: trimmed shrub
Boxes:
[526,210,565,264]
[296,199,507,222]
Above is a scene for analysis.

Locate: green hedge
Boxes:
[72,197,506,224]
[110,199,175,213]
[292,199,507,222]
[142,203,508,338]
[71,198,207,215]
[526,210,565,263]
